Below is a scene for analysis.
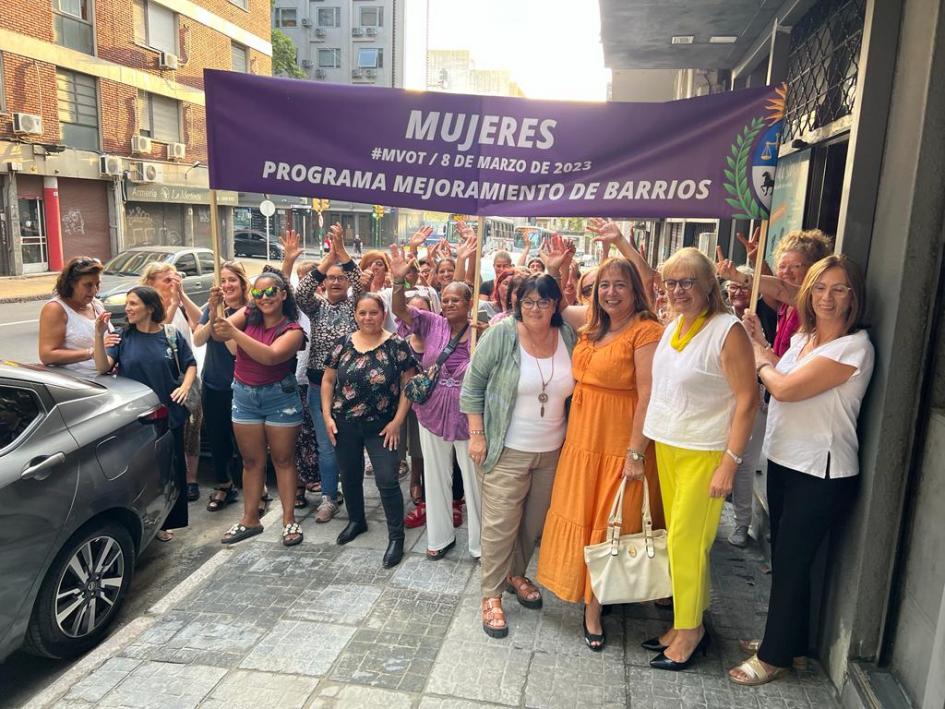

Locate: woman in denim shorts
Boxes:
[211,270,306,547]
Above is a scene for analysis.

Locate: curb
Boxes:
[0,295,49,305]
[23,504,286,709]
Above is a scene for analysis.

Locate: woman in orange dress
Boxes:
[536,231,664,653]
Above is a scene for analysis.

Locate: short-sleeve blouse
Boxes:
[326,334,418,422]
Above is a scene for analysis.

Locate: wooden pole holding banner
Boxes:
[208,189,223,319]
[748,220,770,312]
[470,216,485,351]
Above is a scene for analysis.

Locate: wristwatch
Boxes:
[628,449,645,462]
[725,448,744,465]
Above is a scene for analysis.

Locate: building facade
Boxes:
[426,49,525,97]
[0,0,273,275]
[599,1,945,706]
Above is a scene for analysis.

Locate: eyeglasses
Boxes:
[251,285,281,299]
[812,283,852,297]
[663,278,696,292]
[521,298,553,310]
[324,275,347,283]
[727,284,750,293]
[580,285,594,297]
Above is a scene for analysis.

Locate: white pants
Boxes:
[418,423,481,557]
[732,408,768,528]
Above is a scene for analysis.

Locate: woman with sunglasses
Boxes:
[94,286,196,542]
[360,250,392,293]
[211,271,306,547]
[462,274,578,638]
[293,224,363,524]
[642,247,758,671]
[193,261,250,512]
[321,293,418,567]
[730,256,873,686]
[39,256,119,375]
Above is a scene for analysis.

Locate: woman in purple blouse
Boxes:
[389,243,481,561]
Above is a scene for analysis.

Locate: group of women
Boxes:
[38,217,873,686]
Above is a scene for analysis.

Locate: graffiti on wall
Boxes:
[61,208,86,236]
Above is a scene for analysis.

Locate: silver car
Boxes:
[0,363,175,661]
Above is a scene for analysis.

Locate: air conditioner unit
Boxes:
[136,162,160,182]
[301,17,312,26]
[365,26,377,36]
[131,135,153,154]
[99,155,123,177]
[159,52,179,70]
[13,112,43,136]
[364,69,377,79]
[167,142,186,160]
[314,28,326,38]
[315,69,327,79]
[301,59,314,68]
[351,27,363,36]
[352,68,364,78]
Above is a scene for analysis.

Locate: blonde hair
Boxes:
[795,255,866,334]
[774,229,833,267]
[660,247,727,317]
[139,261,177,285]
[220,260,250,304]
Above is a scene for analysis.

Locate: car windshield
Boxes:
[103,251,172,276]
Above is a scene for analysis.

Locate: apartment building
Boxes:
[0,0,272,275]
[426,49,524,97]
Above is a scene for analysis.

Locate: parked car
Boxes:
[0,363,175,662]
[234,230,284,260]
[98,246,216,326]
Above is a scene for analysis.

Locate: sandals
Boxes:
[305,481,322,494]
[583,604,606,652]
[186,482,200,502]
[409,482,423,505]
[426,539,455,560]
[294,487,308,509]
[729,654,788,686]
[452,499,463,528]
[404,502,426,529]
[282,522,304,547]
[739,639,808,670]
[221,522,264,545]
[207,486,237,512]
[505,576,542,609]
[156,530,174,543]
[481,597,508,638]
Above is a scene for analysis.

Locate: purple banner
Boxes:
[205,70,784,219]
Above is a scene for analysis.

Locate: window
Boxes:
[231,42,248,72]
[316,7,340,27]
[138,91,181,143]
[0,386,42,451]
[56,70,99,151]
[228,0,248,9]
[174,253,198,277]
[318,48,341,68]
[359,6,383,27]
[52,0,94,54]
[274,8,297,28]
[197,251,215,274]
[133,0,177,54]
[357,48,383,68]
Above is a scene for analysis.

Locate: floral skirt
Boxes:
[296,384,320,484]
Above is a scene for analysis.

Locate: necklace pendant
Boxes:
[538,392,549,404]
[540,404,545,418]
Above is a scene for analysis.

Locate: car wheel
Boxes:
[24,522,135,659]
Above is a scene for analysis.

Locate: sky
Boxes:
[403,0,611,102]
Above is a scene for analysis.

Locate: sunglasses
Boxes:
[251,285,281,299]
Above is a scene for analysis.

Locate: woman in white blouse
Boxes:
[731,254,874,686]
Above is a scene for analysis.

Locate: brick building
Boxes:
[0,0,272,275]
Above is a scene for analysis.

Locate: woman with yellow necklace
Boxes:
[642,247,758,671]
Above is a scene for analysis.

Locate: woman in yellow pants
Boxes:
[642,248,758,671]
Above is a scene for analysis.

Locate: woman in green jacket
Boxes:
[460,274,578,639]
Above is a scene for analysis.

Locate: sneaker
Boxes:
[728,525,750,548]
[315,496,339,523]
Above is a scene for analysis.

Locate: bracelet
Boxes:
[469,429,485,436]
[87,346,94,360]
[756,362,772,375]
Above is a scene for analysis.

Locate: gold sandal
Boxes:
[729,655,788,686]
[739,639,808,670]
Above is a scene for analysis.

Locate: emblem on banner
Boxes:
[723,85,787,220]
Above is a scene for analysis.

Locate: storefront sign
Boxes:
[205,70,784,219]
[766,149,811,261]
[125,183,238,206]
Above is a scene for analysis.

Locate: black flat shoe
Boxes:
[583,604,606,652]
[382,539,404,568]
[649,630,711,671]
[336,521,367,545]
[426,539,455,560]
[641,636,668,652]
[186,482,200,502]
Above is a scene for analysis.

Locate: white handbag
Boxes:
[584,478,672,605]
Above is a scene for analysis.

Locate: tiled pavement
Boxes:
[36,482,840,709]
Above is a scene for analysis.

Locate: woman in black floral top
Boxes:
[322,292,418,568]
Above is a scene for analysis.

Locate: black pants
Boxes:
[758,459,857,667]
[202,386,242,486]
[335,418,405,541]
[163,425,189,530]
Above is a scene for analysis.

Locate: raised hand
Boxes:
[737,226,762,262]
[328,223,345,252]
[715,245,741,282]
[456,229,479,261]
[408,226,433,251]
[587,217,623,245]
[540,233,574,273]
[95,311,111,335]
[280,229,303,262]
[388,243,412,279]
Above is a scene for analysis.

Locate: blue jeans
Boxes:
[308,384,339,501]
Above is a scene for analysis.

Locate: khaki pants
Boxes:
[478,447,559,598]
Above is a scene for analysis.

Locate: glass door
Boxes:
[18,199,48,274]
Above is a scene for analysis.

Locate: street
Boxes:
[0,301,43,365]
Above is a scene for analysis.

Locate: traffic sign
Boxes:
[259,199,276,217]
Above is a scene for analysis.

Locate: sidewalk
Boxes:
[27,486,840,709]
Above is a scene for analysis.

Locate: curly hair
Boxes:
[55,256,103,298]
[773,229,833,267]
[245,267,299,325]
